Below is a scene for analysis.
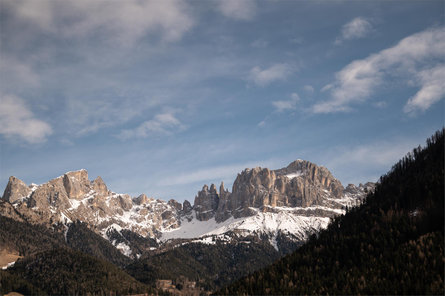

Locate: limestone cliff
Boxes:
[0,170,180,237]
[194,160,372,222]
[1,160,374,256]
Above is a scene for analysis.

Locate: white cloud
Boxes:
[0,94,52,143]
[404,64,445,114]
[217,0,256,21]
[249,63,292,86]
[272,93,300,112]
[314,27,445,113]
[4,0,194,44]
[335,17,373,44]
[119,111,185,139]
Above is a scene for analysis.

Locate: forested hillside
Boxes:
[2,248,152,295]
[0,215,65,256]
[126,235,280,291]
[222,129,444,295]
[66,221,132,267]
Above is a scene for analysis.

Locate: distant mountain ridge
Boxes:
[1,159,373,257]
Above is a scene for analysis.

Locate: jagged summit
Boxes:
[1,170,180,243]
[1,160,374,257]
[193,159,361,222]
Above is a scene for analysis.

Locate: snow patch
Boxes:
[60,212,72,224]
[285,171,303,179]
[161,209,332,248]
[115,242,132,257]
[1,261,16,270]
[69,199,82,209]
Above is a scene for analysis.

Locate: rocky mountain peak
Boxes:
[92,176,109,197]
[213,159,356,221]
[63,169,91,200]
[1,169,183,240]
[134,194,150,205]
[194,184,220,221]
[2,176,31,203]
[1,159,375,257]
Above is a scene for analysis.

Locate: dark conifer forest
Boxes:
[221,128,444,295]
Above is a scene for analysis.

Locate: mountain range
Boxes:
[1,159,373,259]
[1,128,442,294]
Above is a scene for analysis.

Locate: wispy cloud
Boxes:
[314,27,445,113]
[217,0,257,21]
[404,64,445,114]
[158,159,280,186]
[248,63,293,86]
[272,93,300,112]
[118,111,185,139]
[323,137,423,185]
[335,17,373,44]
[67,95,163,136]
[0,94,52,143]
[3,0,194,44]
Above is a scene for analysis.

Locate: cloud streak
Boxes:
[158,158,280,187]
[217,0,257,21]
[322,137,424,185]
[118,111,185,139]
[249,63,293,86]
[3,0,194,44]
[0,94,53,143]
[404,64,445,114]
[314,27,445,113]
[272,93,300,112]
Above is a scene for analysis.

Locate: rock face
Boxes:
[196,160,365,222]
[0,170,181,238]
[194,184,220,221]
[1,159,374,256]
[2,176,32,204]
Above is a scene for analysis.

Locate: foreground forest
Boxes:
[222,128,444,295]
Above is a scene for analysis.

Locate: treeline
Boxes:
[66,221,131,267]
[126,235,281,291]
[2,248,152,295]
[222,128,444,295]
[0,214,65,256]
[0,218,155,295]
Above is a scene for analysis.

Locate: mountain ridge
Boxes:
[1,159,373,257]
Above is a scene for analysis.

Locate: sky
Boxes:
[0,0,444,203]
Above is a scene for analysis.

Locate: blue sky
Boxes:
[1,0,444,203]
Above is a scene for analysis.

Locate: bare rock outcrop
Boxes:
[211,160,360,221]
[134,194,150,205]
[0,169,183,239]
[2,176,31,204]
[1,159,374,253]
[182,200,193,213]
[194,184,220,221]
